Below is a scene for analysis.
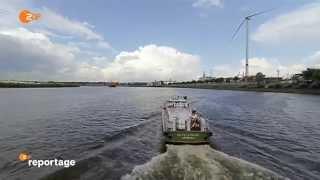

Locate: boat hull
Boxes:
[164,131,212,145]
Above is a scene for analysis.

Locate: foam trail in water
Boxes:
[122,145,289,180]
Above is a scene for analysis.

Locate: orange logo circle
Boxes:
[19,10,41,24]
[19,151,31,161]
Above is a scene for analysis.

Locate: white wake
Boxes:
[122,145,288,180]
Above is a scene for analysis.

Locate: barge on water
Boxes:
[162,96,212,144]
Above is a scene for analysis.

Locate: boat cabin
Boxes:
[163,96,208,132]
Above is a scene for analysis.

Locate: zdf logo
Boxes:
[19,9,41,24]
[18,151,31,161]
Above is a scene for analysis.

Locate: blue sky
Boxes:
[0,0,319,81]
[37,0,309,64]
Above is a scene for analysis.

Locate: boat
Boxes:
[109,81,118,87]
[162,96,212,144]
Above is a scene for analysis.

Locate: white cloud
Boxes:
[0,1,201,82]
[212,64,237,77]
[0,27,49,41]
[247,58,307,77]
[102,45,201,82]
[192,0,223,8]
[306,50,320,68]
[35,29,73,39]
[245,57,277,76]
[0,28,76,80]
[39,8,102,41]
[0,28,201,81]
[0,1,113,52]
[0,27,113,81]
[0,0,31,28]
[0,1,102,41]
[0,27,316,81]
[97,41,112,49]
[37,8,113,51]
[252,3,320,43]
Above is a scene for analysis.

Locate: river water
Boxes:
[0,87,319,180]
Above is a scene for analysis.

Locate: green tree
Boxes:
[256,72,265,86]
[215,77,224,83]
[302,68,320,81]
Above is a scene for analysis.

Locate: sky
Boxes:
[0,0,320,82]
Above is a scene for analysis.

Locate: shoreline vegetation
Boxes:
[1,81,319,95]
[0,81,118,88]
[0,81,119,88]
[0,82,80,88]
[122,83,320,95]
[1,69,319,95]
[165,83,320,95]
[125,68,320,95]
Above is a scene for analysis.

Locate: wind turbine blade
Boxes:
[231,19,245,40]
[246,8,274,18]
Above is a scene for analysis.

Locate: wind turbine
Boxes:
[232,10,271,79]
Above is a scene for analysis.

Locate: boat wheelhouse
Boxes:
[162,96,212,144]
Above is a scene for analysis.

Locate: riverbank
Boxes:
[0,82,80,88]
[147,83,320,95]
[172,84,320,95]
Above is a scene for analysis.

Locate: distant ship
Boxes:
[109,81,119,87]
[162,96,212,144]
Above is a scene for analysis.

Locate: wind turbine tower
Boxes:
[232,10,271,79]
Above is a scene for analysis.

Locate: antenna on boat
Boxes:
[231,9,273,79]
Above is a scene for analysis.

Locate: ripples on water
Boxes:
[0,87,319,180]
